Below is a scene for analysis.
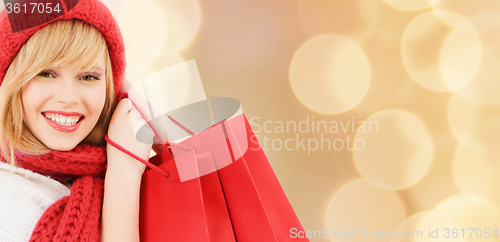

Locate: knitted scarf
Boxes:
[14,144,107,242]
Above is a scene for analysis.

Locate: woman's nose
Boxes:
[55,78,81,105]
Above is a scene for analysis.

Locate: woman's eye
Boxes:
[81,75,100,82]
[36,71,54,78]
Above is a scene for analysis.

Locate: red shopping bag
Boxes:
[204,114,310,241]
[106,93,235,242]
[165,105,309,241]
[138,142,236,242]
[109,93,309,242]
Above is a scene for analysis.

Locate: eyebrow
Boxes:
[47,66,105,75]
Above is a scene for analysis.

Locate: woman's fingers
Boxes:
[114,98,133,117]
[129,110,142,120]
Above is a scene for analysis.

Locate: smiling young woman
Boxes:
[0,19,116,161]
[0,1,153,241]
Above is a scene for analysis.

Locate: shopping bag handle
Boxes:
[117,92,195,150]
[104,91,197,178]
[105,134,171,178]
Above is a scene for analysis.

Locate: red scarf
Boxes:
[15,144,107,242]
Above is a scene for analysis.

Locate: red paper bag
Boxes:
[123,59,308,241]
[164,105,309,241]
[220,114,309,241]
[139,142,236,241]
[135,95,309,241]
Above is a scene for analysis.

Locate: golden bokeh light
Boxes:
[447,94,500,155]
[118,0,200,56]
[325,180,406,242]
[434,194,500,242]
[453,63,500,105]
[453,145,500,207]
[469,12,500,65]
[451,11,500,105]
[390,212,463,242]
[383,0,438,12]
[465,115,500,156]
[159,0,201,54]
[297,0,379,42]
[289,34,371,115]
[416,212,464,242]
[401,10,482,92]
[118,0,168,57]
[432,0,500,19]
[353,109,433,190]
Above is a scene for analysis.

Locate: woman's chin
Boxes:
[44,141,79,151]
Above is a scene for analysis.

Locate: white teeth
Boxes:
[43,113,82,126]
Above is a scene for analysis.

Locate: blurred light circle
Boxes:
[434,194,500,241]
[448,94,484,146]
[468,12,500,64]
[289,34,371,115]
[160,0,201,54]
[465,115,500,155]
[454,63,500,105]
[447,94,500,155]
[453,145,500,206]
[391,212,463,242]
[118,0,168,57]
[326,180,406,242]
[383,0,438,11]
[432,0,500,19]
[192,0,284,72]
[401,10,482,92]
[297,0,379,42]
[451,12,500,105]
[353,109,433,190]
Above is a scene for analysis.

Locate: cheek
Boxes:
[21,81,47,119]
[83,82,107,116]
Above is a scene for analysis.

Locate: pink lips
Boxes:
[42,110,85,133]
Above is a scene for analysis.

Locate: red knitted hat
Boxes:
[0,0,125,93]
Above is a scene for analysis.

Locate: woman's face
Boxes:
[21,55,107,151]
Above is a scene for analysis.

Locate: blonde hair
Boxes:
[0,19,116,165]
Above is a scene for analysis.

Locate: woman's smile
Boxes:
[42,111,85,132]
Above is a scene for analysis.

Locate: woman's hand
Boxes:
[106,98,154,176]
[102,97,154,242]
[120,78,167,154]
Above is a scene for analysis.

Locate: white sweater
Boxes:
[0,162,70,242]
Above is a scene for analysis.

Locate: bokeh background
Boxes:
[4,0,500,241]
